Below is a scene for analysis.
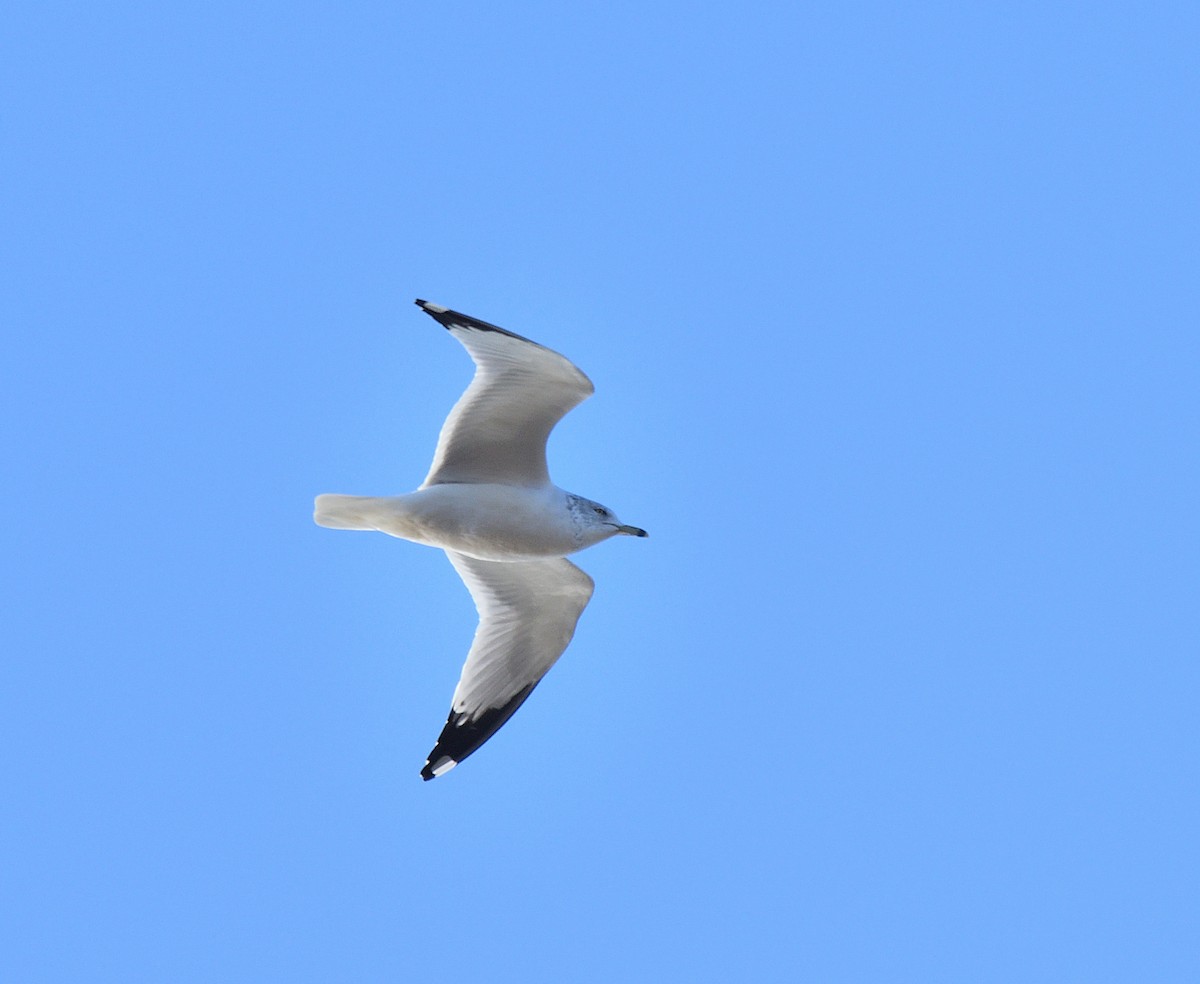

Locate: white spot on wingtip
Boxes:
[431,756,456,777]
[421,301,449,313]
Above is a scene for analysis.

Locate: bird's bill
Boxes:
[615,524,648,537]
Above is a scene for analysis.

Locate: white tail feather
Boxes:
[313,494,382,530]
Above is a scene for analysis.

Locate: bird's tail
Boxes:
[313,494,384,531]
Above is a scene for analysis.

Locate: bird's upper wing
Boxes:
[415,300,594,488]
[421,551,595,780]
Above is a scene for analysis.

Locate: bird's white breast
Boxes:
[374,483,581,560]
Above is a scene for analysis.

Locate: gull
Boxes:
[314,299,647,780]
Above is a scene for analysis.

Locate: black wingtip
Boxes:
[414,299,461,333]
[419,685,538,782]
[412,299,540,344]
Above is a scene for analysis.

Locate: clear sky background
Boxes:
[3,2,1198,981]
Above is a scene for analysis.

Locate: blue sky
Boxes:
[3,1,1198,981]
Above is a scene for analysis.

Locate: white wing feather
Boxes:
[421,551,594,779]
[415,301,594,488]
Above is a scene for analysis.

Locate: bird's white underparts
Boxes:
[314,299,646,780]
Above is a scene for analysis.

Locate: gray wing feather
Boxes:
[416,302,594,488]
[420,552,595,779]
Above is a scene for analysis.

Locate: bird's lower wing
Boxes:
[421,553,595,780]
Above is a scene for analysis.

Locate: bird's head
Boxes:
[567,494,648,546]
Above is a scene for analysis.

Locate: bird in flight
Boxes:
[315,300,647,780]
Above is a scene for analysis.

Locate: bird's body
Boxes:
[315,484,609,561]
[314,300,645,780]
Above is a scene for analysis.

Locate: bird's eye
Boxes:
[593,506,608,517]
